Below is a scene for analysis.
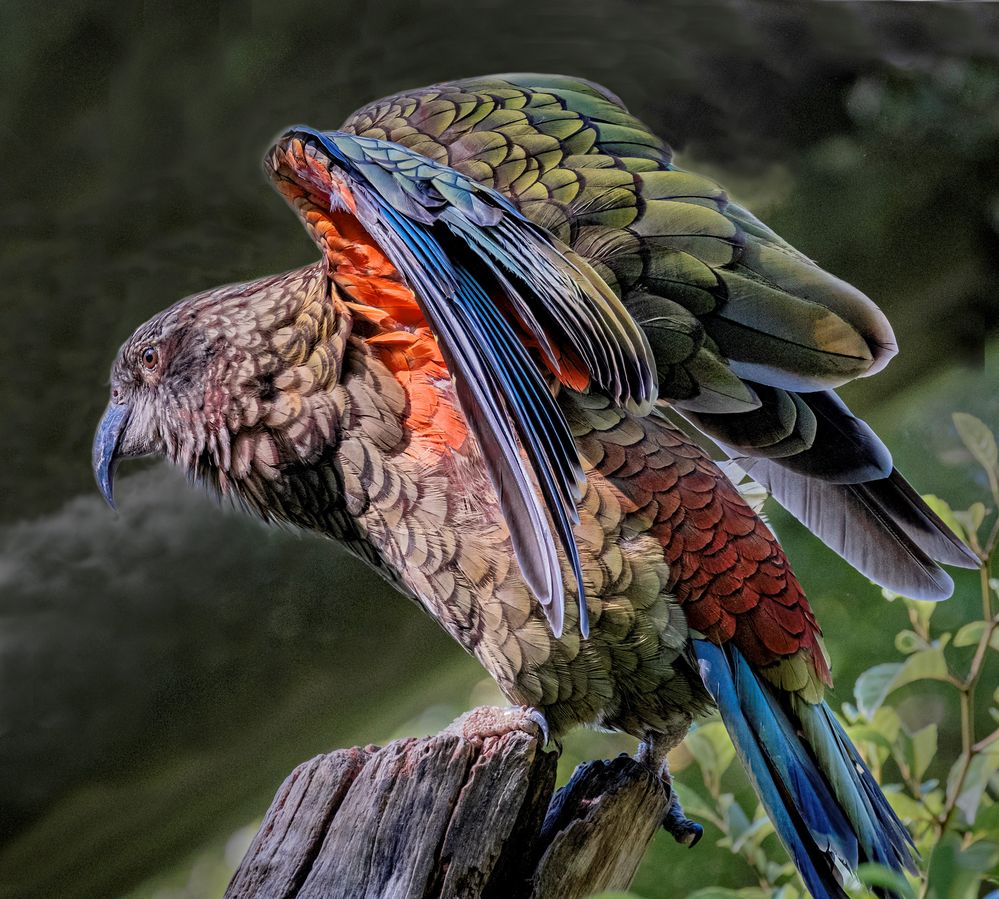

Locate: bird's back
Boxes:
[322,298,794,736]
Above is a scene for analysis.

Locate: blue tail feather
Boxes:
[694,640,915,899]
[795,700,915,873]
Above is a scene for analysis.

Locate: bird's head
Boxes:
[93,262,346,509]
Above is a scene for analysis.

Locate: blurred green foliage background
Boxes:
[1,1,998,897]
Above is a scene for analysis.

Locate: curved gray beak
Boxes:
[93,402,131,510]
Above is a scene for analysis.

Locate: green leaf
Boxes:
[909,723,938,782]
[926,833,999,899]
[772,887,802,899]
[674,783,715,822]
[953,412,999,477]
[856,862,916,899]
[854,651,951,720]
[953,501,987,542]
[684,889,770,899]
[847,724,894,754]
[854,663,903,719]
[872,705,903,743]
[888,788,940,824]
[685,720,736,791]
[840,702,860,724]
[953,621,999,651]
[846,708,900,768]
[729,815,772,854]
[741,810,775,850]
[890,647,951,691]
[954,621,986,647]
[719,792,753,844]
[895,629,928,654]
[922,494,967,543]
[903,596,937,631]
[973,801,999,838]
[948,744,999,825]
[766,858,795,885]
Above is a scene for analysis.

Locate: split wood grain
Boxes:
[225,715,669,899]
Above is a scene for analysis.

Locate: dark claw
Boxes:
[663,797,704,847]
[526,708,552,747]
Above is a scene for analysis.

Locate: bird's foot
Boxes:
[637,719,703,847]
[444,705,551,747]
[662,794,704,847]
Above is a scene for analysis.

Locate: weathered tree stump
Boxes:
[225,711,668,899]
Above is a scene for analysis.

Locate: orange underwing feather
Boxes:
[271,139,470,457]
[276,131,828,688]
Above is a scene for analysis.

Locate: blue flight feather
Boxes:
[695,640,849,899]
[373,186,585,635]
[695,639,915,899]
[452,265,589,635]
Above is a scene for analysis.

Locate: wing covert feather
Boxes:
[341,73,970,598]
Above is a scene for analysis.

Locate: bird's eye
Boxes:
[141,346,159,371]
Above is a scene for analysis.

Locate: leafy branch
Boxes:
[851,413,999,898]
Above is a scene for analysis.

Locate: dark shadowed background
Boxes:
[2,1,998,897]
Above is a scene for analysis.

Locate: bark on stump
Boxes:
[225,716,668,899]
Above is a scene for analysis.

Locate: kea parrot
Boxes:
[92,74,978,898]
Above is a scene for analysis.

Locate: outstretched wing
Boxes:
[340,73,977,597]
[316,74,933,896]
[266,127,656,636]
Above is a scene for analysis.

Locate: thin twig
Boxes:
[934,553,994,836]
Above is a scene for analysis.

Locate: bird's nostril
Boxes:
[112,387,120,400]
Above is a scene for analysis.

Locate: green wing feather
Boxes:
[339,72,976,601]
[343,74,895,409]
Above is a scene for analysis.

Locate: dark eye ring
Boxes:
[141,346,159,371]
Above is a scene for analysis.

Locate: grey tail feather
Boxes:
[741,459,978,600]
[685,388,893,485]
